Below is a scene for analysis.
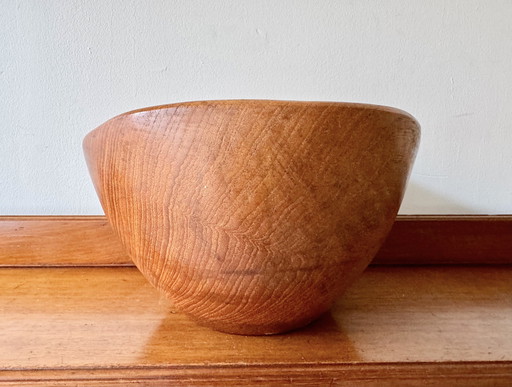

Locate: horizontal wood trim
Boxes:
[1,265,511,386]
[0,216,129,267]
[373,215,512,265]
[1,215,511,266]
[2,362,511,386]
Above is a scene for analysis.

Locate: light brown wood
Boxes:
[0,216,128,266]
[1,265,511,386]
[2,215,512,267]
[83,100,420,334]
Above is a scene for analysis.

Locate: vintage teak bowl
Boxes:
[83,100,420,335]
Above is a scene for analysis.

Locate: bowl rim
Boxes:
[117,99,418,122]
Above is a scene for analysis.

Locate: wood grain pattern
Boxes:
[1,265,511,386]
[0,216,128,266]
[2,215,512,267]
[83,100,420,334]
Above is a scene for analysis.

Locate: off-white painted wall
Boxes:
[1,0,511,215]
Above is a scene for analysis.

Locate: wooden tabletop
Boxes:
[1,265,511,386]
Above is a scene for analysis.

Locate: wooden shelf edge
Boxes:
[2,361,511,386]
[1,215,512,267]
[2,265,511,386]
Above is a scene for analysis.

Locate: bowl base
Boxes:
[190,313,323,336]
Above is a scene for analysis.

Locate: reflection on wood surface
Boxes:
[1,265,511,385]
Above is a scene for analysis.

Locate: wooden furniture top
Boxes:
[1,264,511,386]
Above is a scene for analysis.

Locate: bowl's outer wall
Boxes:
[83,100,420,335]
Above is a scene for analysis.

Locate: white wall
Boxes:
[1,0,511,215]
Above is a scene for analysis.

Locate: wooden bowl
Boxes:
[83,100,420,335]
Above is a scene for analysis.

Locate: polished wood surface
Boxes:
[1,265,511,386]
[84,100,420,334]
[374,215,512,264]
[2,215,512,267]
[0,216,127,267]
